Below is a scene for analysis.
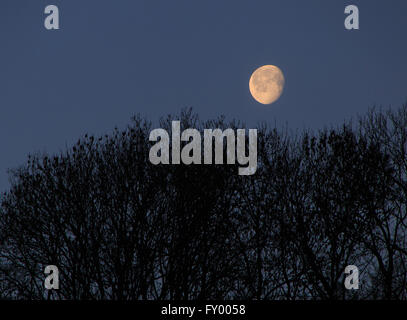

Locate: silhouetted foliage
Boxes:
[1,105,407,300]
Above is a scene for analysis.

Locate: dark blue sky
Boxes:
[0,0,406,191]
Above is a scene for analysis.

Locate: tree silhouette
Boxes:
[1,105,407,300]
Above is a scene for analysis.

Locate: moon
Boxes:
[249,65,285,105]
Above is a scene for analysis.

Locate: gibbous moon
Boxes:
[249,65,285,105]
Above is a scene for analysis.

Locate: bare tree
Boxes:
[1,105,406,300]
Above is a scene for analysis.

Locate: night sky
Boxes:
[0,0,406,191]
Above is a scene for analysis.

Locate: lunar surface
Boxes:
[249,65,285,105]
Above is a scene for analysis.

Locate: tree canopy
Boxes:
[1,106,407,300]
